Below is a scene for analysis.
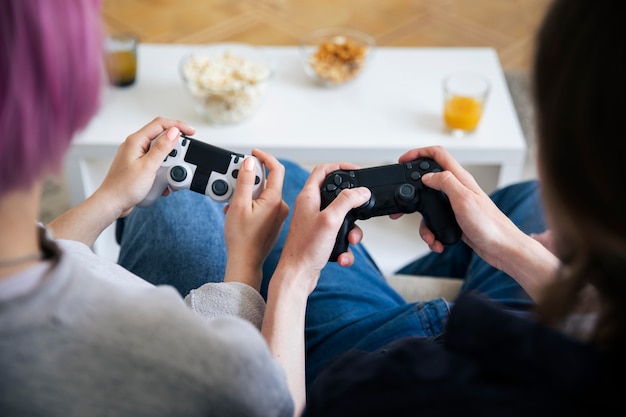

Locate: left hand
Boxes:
[47,117,194,247]
[222,150,290,289]
[273,162,372,293]
[96,117,195,219]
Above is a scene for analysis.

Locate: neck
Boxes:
[0,182,43,278]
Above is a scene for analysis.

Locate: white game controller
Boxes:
[138,134,266,207]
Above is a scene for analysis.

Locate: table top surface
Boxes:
[75,44,526,164]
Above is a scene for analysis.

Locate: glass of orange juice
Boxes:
[104,33,138,87]
[443,73,490,137]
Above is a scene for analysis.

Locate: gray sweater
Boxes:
[0,235,293,417]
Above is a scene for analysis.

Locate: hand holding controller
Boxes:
[320,158,462,261]
[138,134,266,207]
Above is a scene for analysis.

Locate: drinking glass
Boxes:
[443,73,490,137]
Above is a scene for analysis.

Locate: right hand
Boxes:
[398,146,526,270]
[222,149,290,289]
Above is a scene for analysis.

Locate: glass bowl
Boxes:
[179,43,274,124]
[300,28,375,87]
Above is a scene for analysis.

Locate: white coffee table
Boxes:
[66,44,527,264]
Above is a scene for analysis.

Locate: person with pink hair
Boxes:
[0,1,326,415]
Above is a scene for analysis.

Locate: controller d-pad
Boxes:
[163,149,178,162]
[169,166,187,182]
[212,179,229,196]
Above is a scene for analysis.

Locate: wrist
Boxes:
[88,187,125,224]
[224,256,263,290]
[269,261,318,301]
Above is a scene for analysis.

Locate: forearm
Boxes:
[261,267,310,417]
[47,190,120,248]
[495,230,560,301]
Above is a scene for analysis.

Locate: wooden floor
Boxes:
[102,0,552,70]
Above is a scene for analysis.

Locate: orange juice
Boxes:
[444,95,483,131]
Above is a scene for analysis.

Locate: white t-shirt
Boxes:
[0,231,292,417]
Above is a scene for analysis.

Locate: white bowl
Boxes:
[180,43,274,124]
[300,28,375,87]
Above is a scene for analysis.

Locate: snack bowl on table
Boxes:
[300,28,375,88]
[180,43,274,124]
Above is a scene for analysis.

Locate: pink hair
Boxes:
[0,0,104,196]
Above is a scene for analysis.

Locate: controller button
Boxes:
[419,160,431,170]
[410,171,421,181]
[340,181,352,190]
[232,169,239,179]
[333,174,343,186]
[255,176,261,185]
[326,183,338,192]
[170,166,187,183]
[398,184,416,201]
[212,179,229,196]
[181,138,188,146]
[167,149,178,158]
[405,162,413,170]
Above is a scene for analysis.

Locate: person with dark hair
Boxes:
[115,0,622,415]
[298,0,623,414]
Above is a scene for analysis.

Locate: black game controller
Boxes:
[138,134,265,207]
[321,158,462,261]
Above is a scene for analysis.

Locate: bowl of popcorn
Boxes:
[300,28,375,87]
[180,44,274,124]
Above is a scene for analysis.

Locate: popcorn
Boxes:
[181,50,271,124]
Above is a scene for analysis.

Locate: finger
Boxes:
[252,149,284,198]
[399,146,479,190]
[324,186,371,222]
[420,169,467,201]
[337,250,355,267]
[230,156,257,208]
[144,126,179,170]
[141,116,195,141]
[347,225,364,246]
[419,219,444,253]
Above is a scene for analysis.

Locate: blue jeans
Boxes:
[116,160,546,386]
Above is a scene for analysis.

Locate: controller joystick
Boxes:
[138,134,265,207]
[320,158,462,262]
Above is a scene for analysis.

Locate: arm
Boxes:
[261,163,371,416]
[398,146,559,301]
[47,117,195,247]
[221,150,289,290]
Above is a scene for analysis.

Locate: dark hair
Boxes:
[532,0,626,349]
[0,0,104,196]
